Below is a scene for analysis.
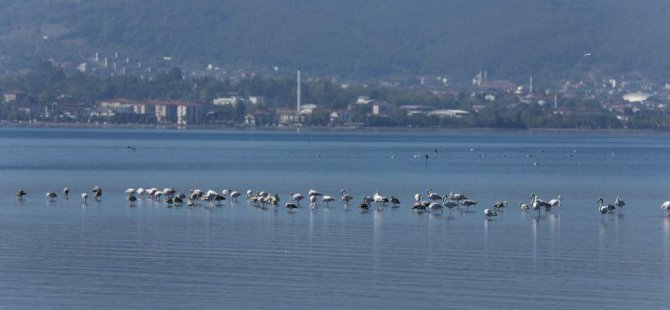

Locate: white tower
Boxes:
[529,76,533,94]
[554,92,558,109]
[297,68,301,112]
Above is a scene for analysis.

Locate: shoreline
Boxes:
[0,121,668,135]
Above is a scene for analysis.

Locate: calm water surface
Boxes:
[0,128,669,309]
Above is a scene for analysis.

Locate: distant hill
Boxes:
[0,0,669,81]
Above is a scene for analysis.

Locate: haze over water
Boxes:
[0,128,669,309]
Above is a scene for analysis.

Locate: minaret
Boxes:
[554,92,558,109]
[529,76,533,94]
[297,68,301,112]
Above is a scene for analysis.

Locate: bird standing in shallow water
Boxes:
[16,189,27,200]
[519,202,529,212]
[661,201,670,215]
[597,198,614,215]
[285,202,299,212]
[92,186,102,201]
[341,190,353,206]
[615,196,625,213]
[63,187,70,199]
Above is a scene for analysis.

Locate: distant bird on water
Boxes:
[16,189,27,200]
[63,187,70,199]
[597,198,614,215]
[285,202,299,212]
[46,191,57,202]
[661,201,670,215]
[615,196,625,212]
[81,193,88,205]
[92,186,102,201]
[519,202,529,212]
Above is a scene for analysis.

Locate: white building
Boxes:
[428,109,469,118]
[248,96,265,105]
[213,95,243,106]
[356,96,372,105]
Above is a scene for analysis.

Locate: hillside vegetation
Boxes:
[0,0,668,80]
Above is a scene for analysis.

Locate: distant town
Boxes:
[1,55,669,130]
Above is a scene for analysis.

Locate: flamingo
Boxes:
[547,195,562,208]
[91,186,102,201]
[190,189,203,203]
[461,199,477,211]
[519,202,529,212]
[493,201,507,212]
[450,192,468,204]
[230,190,241,202]
[615,196,625,211]
[412,196,430,213]
[426,188,442,202]
[341,190,353,206]
[412,201,428,213]
[163,188,175,198]
[530,193,548,215]
[389,196,400,208]
[484,208,498,218]
[137,187,146,199]
[308,189,322,197]
[290,192,304,206]
[153,190,164,202]
[81,193,88,205]
[322,195,335,208]
[128,195,137,206]
[214,194,226,206]
[661,201,670,215]
[269,193,280,207]
[63,187,70,199]
[597,198,614,215]
[358,201,371,212]
[373,190,385,209]
[16,189,27,200]
[428,202,443,214]
[125,188,136,196]
[285,202,299,212]
[310,195,318,209]
[46,192,57,202]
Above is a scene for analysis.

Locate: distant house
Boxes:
[371,100,392,116]
[139,100,201,125]
[277,108,304,125]
[428,109,469,118]
[95,99,201,125]
[248,96,265,105]
[244,114,256,126]
[3,91,26,104]
[356,96,373,105]
[95,99,134,118]
[398,105,435,116]
[213,95,244,106]
[299,104,317,115]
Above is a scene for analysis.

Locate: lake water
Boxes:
[0,128,669,309]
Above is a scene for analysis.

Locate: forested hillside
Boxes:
[0,0,668,81]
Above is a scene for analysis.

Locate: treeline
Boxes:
[0,62,668,129]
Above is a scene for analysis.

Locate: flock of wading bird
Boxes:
[13,186,670,218]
